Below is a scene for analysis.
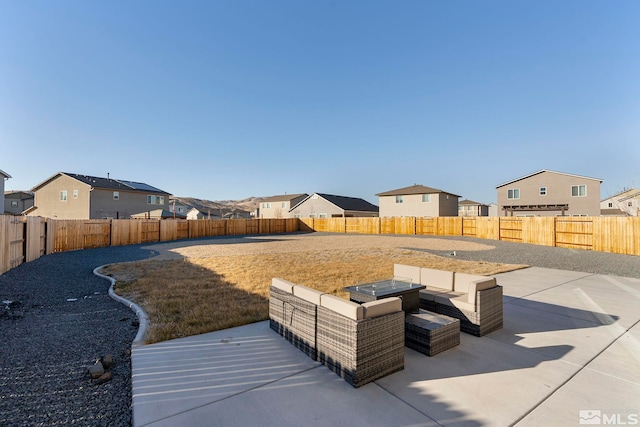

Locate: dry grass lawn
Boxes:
[101,234,526,344]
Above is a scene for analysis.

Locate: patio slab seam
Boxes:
[501,272,598,306]
[512,317,640,426]
[135,364,325,427]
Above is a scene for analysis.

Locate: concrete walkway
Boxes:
[130,267,640,427]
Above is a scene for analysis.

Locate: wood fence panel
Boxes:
[25,216,46,262]
[83,220,111,248]
[438,217,463,236]
[592,217,640,255]
[48,220,85,252]
[112,219,141,246]
[380,218,395,235]
[555,217,593,250]
[499,218,523,242]
[160,220,188,242]
[0,215,25,273]
[268,219,286,234]
[286,218,300,233]
[521,217,555,246]
[395,217,416,235]
[462,218,477,237]
[298,218,314,232]
[327,218,346,233]
[346,217,379,234]
[473,217,500,240]
[227,219,247,235]
[140,220,160,243]
[416,218,436,235]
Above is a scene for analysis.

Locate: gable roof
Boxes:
[496,169,603,189]
[32,172,170,195]
[376,184,460,198]
[0,169,11,179]
[292,193,379,213]
[261,193,308,203]
[601,188,640,202]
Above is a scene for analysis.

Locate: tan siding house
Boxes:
[376,185,460,217]
[28,172,171,219]
[259,193,308,218]
[496,169,602,217]
[458,199,489,217]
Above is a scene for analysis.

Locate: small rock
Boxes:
[94,372,112,385]
[88,362,104,379]
[101,354,113,369]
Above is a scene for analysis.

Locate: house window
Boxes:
[395,195,403,203]
[422,194,430,202]
[318,213,328,218]
[281,202,286,208]
[11,201,18,207]
[147,195,165,205]
[60,190,67,202]
[571,185,586,197]
[262,202,271,209]
[539,187,547,196]
[507,189,520,199]
[608,202,613,207]
[629,202,633,207]
[73,189,78,199]
[113,191,119,200]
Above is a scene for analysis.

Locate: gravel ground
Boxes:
[0,245,157,427]
[1,232,638,427]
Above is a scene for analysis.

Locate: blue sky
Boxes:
[2,1,639,204]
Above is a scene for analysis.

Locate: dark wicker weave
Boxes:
[269,286,318,359]
[316,306,405,388]
[405,310,460,356]
[419,286,503,337]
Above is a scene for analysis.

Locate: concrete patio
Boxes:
[130,267,640,427]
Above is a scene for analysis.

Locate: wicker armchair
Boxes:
[316,294,405,388]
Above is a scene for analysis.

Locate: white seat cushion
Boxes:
[362,297,401,319]
[271,278,295,293]
[420,268,454,291]
[320,294,364,320]
[293,285,324,305]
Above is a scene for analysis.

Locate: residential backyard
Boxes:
[101,233,526,343]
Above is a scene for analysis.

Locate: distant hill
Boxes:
[172,196,264,215]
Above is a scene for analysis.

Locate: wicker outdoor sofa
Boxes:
[269,278,405,388]
[394,264,504,337]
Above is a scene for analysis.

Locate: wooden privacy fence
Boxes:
[1,215,639,276]
[302,216,640,256]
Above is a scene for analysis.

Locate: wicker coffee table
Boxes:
[405,310,460,356]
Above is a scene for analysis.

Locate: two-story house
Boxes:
[458,199,490,217]
[496,169,602,216]
[4,191,34,215]
[600,188,640,216]
[0,169,10,214]
[290,193,379,218]
[259,193,308,218]
[26,172,171,219]
[376,184,460,217]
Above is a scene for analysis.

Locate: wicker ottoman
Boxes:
[405,310,460,356]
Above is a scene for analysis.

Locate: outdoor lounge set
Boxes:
[268,264,503,387]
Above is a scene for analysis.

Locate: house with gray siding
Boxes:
[27,172,171,219]
[290,193,379,218]
[0,169,11,214]
[4,191,34,215]
[259,193,308,218]
[496,169,602,217]
[376,184,460,218]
